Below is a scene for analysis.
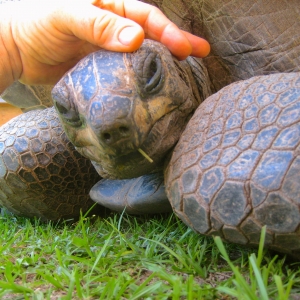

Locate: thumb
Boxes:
[59,2,145,52]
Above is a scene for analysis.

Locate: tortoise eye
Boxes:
[55,101,68,115]
[52,86,82,128]
[131,50,164,97]
[143,53,162,93]
[55,101,82,128]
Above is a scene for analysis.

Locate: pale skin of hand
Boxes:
[0,0,210,94]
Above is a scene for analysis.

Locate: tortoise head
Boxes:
[52,40,201,179]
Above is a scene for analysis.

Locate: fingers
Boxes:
[182,31,211,58]
[57,0,210,59]
[94,0,210,59]
[59,1,145,52]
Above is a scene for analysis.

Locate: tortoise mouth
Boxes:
[76,108,171,171]
[76,133,153,165]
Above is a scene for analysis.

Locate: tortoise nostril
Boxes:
[103,132,111,141]
[99,124,132,146]
[119,126,129,135]
[98,124,133,145]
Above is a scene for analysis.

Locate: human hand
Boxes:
[0,0,210,91]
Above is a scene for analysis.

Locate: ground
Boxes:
[0,211,299,299]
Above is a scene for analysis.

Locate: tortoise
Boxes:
[0,0,300,258]
[52,44,300,259]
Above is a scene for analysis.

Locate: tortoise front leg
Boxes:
[90,172,171,214]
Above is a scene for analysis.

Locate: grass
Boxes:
[0,210,299,299]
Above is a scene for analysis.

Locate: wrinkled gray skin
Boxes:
[2,83,52,112]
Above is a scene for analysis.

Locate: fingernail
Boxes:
[119,27,142,46]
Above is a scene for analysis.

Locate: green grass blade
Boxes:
[0,280,33,293]
[131,282,162,300]
[141,237,190,270]
[274,275,285,300]
[257,226,266,268]
[90,231,114,274]
[36,270,64,289]
[214,237,257,299]
[249,254,268,300]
